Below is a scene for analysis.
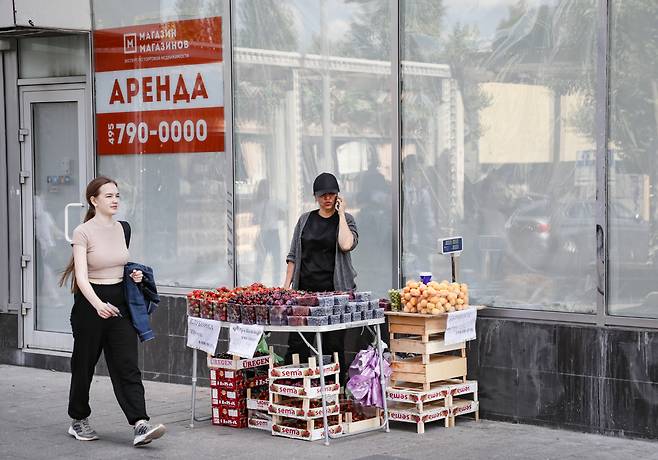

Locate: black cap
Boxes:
[313,172,340,197]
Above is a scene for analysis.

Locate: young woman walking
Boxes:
[60,176,165,447]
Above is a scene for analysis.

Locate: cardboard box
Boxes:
[208,355,270,371]
[211,387,246,406]
[212,407,248,428]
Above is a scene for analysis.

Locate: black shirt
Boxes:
[299,210,339,292]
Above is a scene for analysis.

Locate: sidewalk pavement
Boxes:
[1,364,656,460]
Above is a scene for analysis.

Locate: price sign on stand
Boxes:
[444,308,477,345]
[187,316,221,354]
[438,236,464,282]
[228,324,264,359]
[439,237,463,255]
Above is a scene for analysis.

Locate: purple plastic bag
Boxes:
[346,346,391,408]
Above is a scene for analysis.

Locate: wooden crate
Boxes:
[387,401,451,434]
[269,353,340,379]
[388,380,478,413]
[386,312,447,342]
[247,416,272,431]
[246,388,269,411]
[448,398,479,427]
[268,353,343,441]
[386,380,479,431]
[391,354,467,390]
[390,335,465,355]
[390,335,465,364]
[269,394,340,420]
[387,381,449,412]
[386,307,484,341]
[247,409,272,431]
[271,415,343,441]
[342,409,383,434]
[270,381,340,399]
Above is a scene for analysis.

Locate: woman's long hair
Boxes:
[59,176,118,292]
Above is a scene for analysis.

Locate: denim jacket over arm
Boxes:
[286,211,359,292]
[123,262,160,342]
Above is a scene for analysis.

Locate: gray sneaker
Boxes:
[68,418,99,441]
[133,420,166,447]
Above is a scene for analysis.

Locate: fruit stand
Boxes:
[186,279,480,442]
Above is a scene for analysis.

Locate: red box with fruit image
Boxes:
[211,406,248,428]
[210,368,247,389]
[214,399,247,410]
[214,377,246,391]
[211,386,246,402]
[246,373,268,388]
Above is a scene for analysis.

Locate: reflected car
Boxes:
[504,200,650,272]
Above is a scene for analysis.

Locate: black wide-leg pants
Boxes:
[68,282,149,425]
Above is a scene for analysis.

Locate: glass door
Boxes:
[21,87,91,352]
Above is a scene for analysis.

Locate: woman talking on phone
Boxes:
[284,172,358,379]
[59,176,165,447]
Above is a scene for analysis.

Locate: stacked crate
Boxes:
[246,373,271,431]
[268,353,343,441]
[208,354,271,428]
[340,399,384,434]
[385,311,479,433]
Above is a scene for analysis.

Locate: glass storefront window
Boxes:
[401,0,599,313]
[608,0,658,318]
[19,35,89,78]
[233,0,394,296]
[83,0,658,322]
[92,0,231,289]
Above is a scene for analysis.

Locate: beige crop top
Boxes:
[72,219,129,279]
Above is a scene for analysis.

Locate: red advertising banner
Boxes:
[94,17,222,72]
[93,16,224,155]
[96,107,225,155]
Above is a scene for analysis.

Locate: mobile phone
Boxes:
[107,302,121,317]
[335,196,341,211]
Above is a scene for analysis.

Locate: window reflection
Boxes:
[93,0,230,289]
[609,0,658,318]
[234,0,393,297]
[401,0,598,312]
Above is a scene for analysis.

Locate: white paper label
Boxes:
[186,316,221,354]
[228,323,264,359]
[444,308,477,345]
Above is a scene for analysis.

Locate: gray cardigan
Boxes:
[286,211,359,291]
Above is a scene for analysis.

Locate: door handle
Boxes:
[64,203,84,243]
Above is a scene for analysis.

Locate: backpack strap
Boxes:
[119,220,131,249]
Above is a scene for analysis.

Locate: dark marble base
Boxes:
[472,318,658,439]
[3,301,658,439]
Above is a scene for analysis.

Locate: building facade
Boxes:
[1,0,657,438]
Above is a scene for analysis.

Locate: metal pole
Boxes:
[224,0,238,289]
[451,254,456,282]
[391,0,402,289]
[375,323,389,432]
[594,0,610,326]
[315,332,330,446]
[190,347,197,428]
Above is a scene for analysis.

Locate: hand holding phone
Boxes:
[335,196,345,214]
[96,301,120,319]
